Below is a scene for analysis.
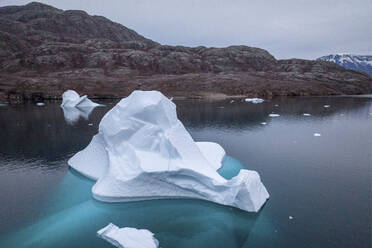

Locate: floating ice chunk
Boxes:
[274,104,279,107]
[261,122,267,125]
[269,114,280,117]
[88,123,93,126]
[303,113,311,116]
[289,216,293,220]
[314,133,321,137]
[324,105,330,108]
[97,223,159,248]
[36,102,45,106]
[169,97,173,101]
[69,91,269,212]
[61,90,99,108]
[245,98,264,104]
[230,100,235,103]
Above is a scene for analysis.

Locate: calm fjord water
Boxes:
[0,96,371,248]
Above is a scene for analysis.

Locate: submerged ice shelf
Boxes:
[69,90,269,212]
[98,223,159,248]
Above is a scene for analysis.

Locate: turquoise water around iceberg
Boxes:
[1,156,269,248]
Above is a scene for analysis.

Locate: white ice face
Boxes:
[97,223,159,248]
[61,90,99,108]
[69,90,269,212]
[245,98,264,104]
[61,90,80,107]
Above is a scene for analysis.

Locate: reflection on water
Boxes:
[61,106,96,125]
[0,96,371,248]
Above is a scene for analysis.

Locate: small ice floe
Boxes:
[324,105,330,108]
[88,123,93,126]
[36,102,45,106]
[61,90,101,125]
[230,100,235,103]
[289,216,293,220]
[245,98,264,104]
[274,104,279,107]
[61,90,99,108]
[303,113,311,116]
[261,122,267,125]
[269,114,280,117]
[169,97,173,101]
[313,133,321,137]
[0,103,7,107]
[97,223,159,248]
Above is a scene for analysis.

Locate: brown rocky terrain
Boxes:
[0,2,371,103]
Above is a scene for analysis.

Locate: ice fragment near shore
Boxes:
[97,223,159,248]
[269,114,280,117]
[61,90,99,107]
[245,98,264,104]
[69,90,269,212]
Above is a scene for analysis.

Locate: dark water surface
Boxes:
[0,96,371,248]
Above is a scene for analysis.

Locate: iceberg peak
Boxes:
[69,90,269,212]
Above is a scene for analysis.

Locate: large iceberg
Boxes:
[97,223,159,248]
[69,90,269,212]
[61,90,99,107]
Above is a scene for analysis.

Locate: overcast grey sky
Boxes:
[1,0,371,59]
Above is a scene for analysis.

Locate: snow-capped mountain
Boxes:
[317,54,372,77]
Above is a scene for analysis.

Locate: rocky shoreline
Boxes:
[1,2,371,103]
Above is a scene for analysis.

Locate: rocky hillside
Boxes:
[0,2,371,102]
[317,54,372,78]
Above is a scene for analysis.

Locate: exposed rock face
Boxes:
[0,2,371,102]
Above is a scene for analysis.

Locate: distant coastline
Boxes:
[0,2,371,103]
